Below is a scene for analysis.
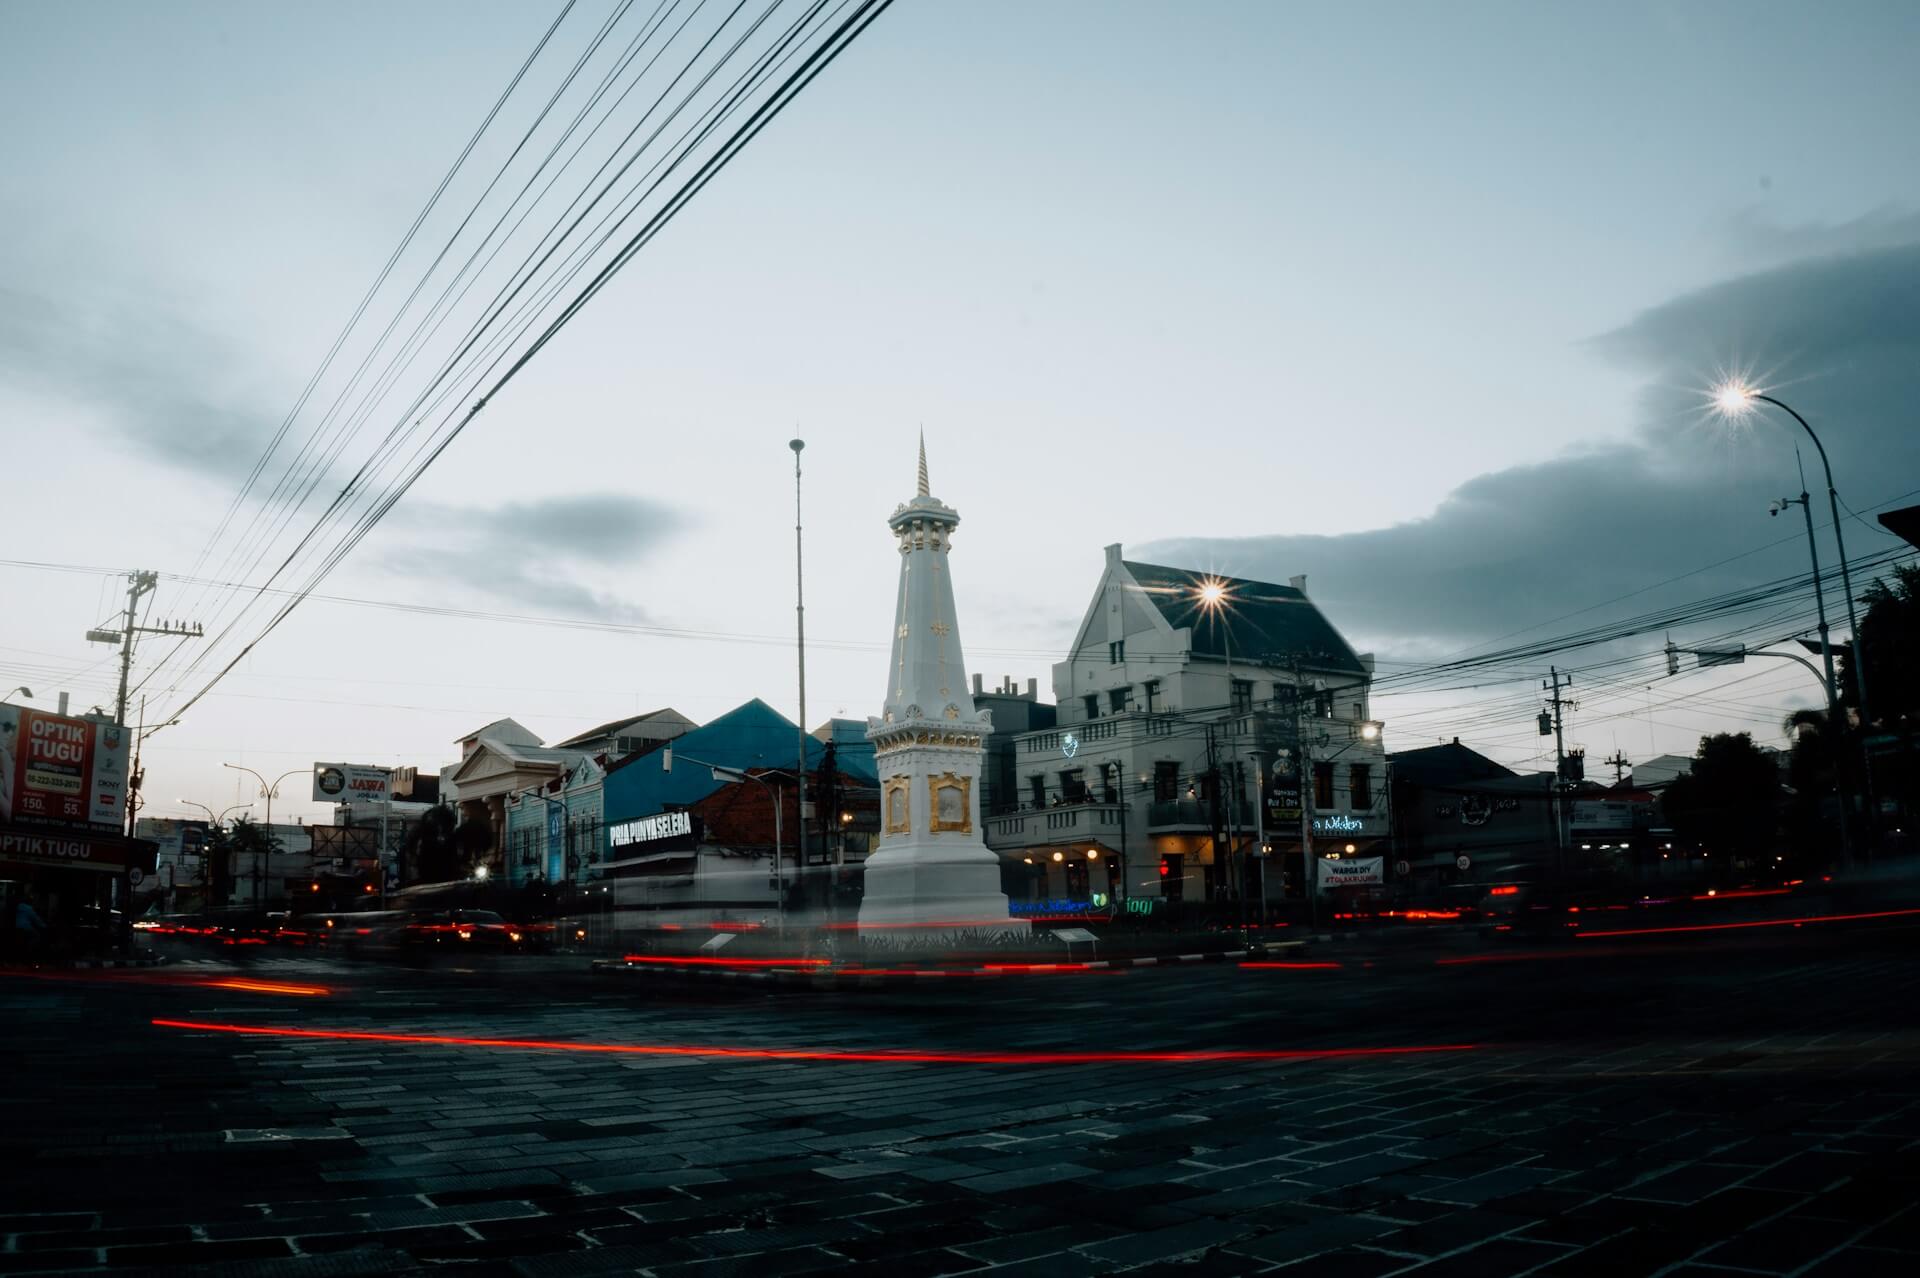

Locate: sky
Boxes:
[2,0,1917,825]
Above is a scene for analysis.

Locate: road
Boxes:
[2,916,1918,1276]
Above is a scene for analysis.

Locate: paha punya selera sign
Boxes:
[0,705,130,830]
[610,809,700,853]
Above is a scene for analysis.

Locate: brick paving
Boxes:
[2,921,1918,1276]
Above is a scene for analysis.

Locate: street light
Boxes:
[790,437,809,901]
[222,764,304,912]
[1711,384,1872,726]
[662,744,789,922]
[1715,382,1878,852]
[2,686,31,704]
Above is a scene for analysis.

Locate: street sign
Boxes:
[1455,854,1471,871]
[1394,859,1410,877]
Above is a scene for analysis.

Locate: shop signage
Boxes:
[610,809,698,851]
[1571,800,1636,831]
[0,706,130,830]
[1435,795,1522,823]
[1322,856,1383,887]
[1009,898,1100,917]
[0,825,158,875]
[312,763,392,806]
[1264,751,1302,824]
[1311,813,1385,837]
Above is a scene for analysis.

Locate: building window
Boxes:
[1154,761,1179,802]
[1314,762,1334,810]
[1144,679,1161,712]
[1350,764,1372,811]
[1317,690,1335,719]
[1230,679,1253,715]
[1059,769,1086,803]
[1101,764,1118,804]
[1108,640,1125,664]
[1082,694,1099,721]
[1109,686,1132,714]
[1030,776,1047,809]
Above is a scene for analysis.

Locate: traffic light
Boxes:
[1158,858,1170,878]
[1537,712,1552,737]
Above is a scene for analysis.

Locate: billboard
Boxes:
[1321,856,1384,888]
[1570,800,1637,831]
[312,763,392,805]
[1264,748,1303,825]
[0,706,131,830]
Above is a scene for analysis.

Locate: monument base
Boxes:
[857,846,1029,938]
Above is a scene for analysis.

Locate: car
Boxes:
[400,908,519,952]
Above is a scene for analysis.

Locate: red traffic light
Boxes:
[1158,859,1170,878]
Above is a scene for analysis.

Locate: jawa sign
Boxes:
[0,706,130,830]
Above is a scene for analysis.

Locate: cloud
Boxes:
[0,284,278,480]
[376,492,684,620]
[1140,231,1920,660]
[1721,204,1920,271]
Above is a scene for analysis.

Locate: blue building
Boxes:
[595,699,879,927]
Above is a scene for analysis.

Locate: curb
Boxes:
[2,953,165,971]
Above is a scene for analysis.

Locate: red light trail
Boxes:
[1240,961,1344,970]
[1576,907,1920,940]
[149,1019,1478,1065]
[619,955,830,968]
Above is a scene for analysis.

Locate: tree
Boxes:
[401,803,462,885]
[1843,562,1920,729]
[1782,707,1847,859]
[222,817,279,905]
[1661,733,1782,867]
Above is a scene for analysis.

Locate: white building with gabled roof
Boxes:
[986,544,1389,910]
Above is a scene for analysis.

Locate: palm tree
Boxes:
[1783,706,1848,861]
[401,803,462,885]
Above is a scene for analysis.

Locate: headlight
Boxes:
[509,932,523,943]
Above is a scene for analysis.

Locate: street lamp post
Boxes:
[661,745,789,923]
[222,764,303,912]
[1715,387,1873,726]
[2,686,31,704]
[177,801,251,905]
[1716,385,1878,850]
[790,438,809,903]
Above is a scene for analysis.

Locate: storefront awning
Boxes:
[0,825,158,876]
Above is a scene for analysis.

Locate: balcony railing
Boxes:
[1146,798,1254,830]
[984,800,1124,851]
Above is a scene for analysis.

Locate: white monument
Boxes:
[858,437,1027,936]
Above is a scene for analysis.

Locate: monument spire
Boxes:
[860,436,1024,936]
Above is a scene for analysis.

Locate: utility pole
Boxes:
[92,571,202,730]
[1289,655,1318,934]
[790,437,807,919]
[1204,725,1223,906]
[1543,668,1574,880]
[1605,750,1629,784]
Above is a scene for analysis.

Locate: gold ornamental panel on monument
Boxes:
[928,772,972,833]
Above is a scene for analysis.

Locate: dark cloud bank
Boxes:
[0,282,681,619]
[1142,229,1920,659]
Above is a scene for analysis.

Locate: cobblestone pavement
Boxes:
[3,920,1918,1277]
